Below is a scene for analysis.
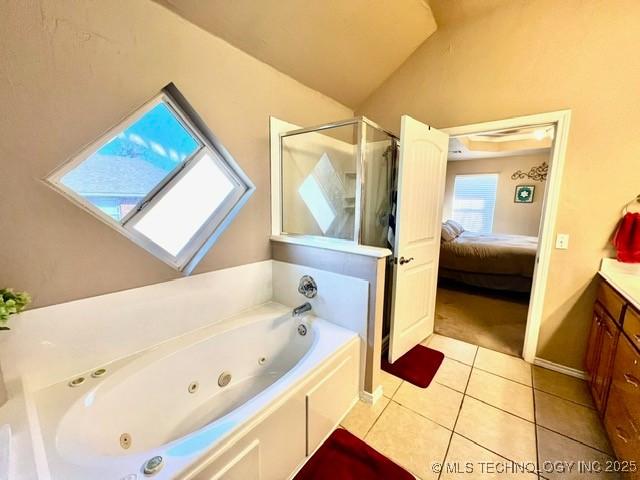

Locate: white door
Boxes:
[388,115,449,363]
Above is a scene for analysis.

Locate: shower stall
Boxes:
[277,117,399,250]
[273,113,450,368]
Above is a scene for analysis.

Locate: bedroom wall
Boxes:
[0,0,352,309]
[443,153,549,237]
[358,0,640,370]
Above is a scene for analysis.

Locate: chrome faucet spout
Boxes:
[293,302,312,317]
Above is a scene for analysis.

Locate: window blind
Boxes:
[452,174,498,234]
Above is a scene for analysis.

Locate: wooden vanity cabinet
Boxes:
[585,276,640,470]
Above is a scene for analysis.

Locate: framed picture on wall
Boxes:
[515,185,535,203]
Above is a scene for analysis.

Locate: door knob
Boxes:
[399,256,414,265]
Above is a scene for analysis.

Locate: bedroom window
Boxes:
[46,84,254,274]
[452,174,498,234]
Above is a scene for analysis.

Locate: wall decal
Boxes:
[511,162,548,182]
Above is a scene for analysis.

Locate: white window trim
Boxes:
[44,84,255,274]
[451,173,499,234]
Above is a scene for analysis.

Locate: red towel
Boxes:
[613,212,640,263]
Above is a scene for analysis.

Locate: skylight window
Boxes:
[47,84,254,274]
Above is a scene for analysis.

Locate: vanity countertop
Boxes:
[599,257,640,310]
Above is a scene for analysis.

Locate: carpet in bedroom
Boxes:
[434,281,529,357]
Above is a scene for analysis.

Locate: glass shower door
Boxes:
[280,124,358,241]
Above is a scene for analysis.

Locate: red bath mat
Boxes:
[294,428,413,480]
[381,344,444,388]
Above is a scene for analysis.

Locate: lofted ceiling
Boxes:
[153,0,437,108]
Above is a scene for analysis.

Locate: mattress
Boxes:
[439,232,538,292]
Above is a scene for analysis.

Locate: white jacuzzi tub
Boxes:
[30,302,360,479]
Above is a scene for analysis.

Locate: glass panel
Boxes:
[131,153,235,256]
[361,125,397,248]
[281,124,357,240]
[452,174,498,233]
[60,101,200,222]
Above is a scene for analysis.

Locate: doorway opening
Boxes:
[436,126,552,356]
[440,111,571,362]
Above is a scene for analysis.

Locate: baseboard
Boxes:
[360,385,383,405]
[534,357,589,380]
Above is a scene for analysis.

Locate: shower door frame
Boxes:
[270,116,398,246]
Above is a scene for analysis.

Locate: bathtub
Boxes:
[31,302,360,479]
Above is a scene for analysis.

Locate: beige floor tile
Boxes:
[534,390,612,454]
[365,401,451,480]
[424,334,478,365]
[340,397,390,439]
[394,381,463,429]
[434,357,472,393]
[466,368,534,421]
[379,369,403,398]
[442,434,537,479]
[475,348,532,386]
[532,366,594,408]
[455,396,537,464]
[537,426,620,480]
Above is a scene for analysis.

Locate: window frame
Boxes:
[451,173,499,234]
[45,84,255,274]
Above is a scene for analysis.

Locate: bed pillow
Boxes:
[441,223,458,242]
[446,219,465,236]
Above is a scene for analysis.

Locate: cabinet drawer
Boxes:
[597,279,626,325]
[623,307,640,352]
[604,385,640,463]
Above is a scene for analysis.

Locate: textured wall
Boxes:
[358,0,640,369]
[0,0,351,308]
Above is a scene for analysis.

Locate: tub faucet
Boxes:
[293,302,312,317]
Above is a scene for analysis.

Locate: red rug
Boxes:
[294,428,413,480]
[381,344,444,388]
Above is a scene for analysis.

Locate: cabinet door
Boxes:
[606,335,640,462]
[591,313,620,412]
[585,303,604,377]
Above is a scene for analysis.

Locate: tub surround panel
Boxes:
[272,261,369,391]
[271,242,388,397]
[1,260,273,391]
[272,261,369,339]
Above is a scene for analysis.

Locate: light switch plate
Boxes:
[556,233,570,249]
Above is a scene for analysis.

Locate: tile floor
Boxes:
[340,334,619,480]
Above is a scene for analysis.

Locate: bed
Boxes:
[439,230,538,293]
